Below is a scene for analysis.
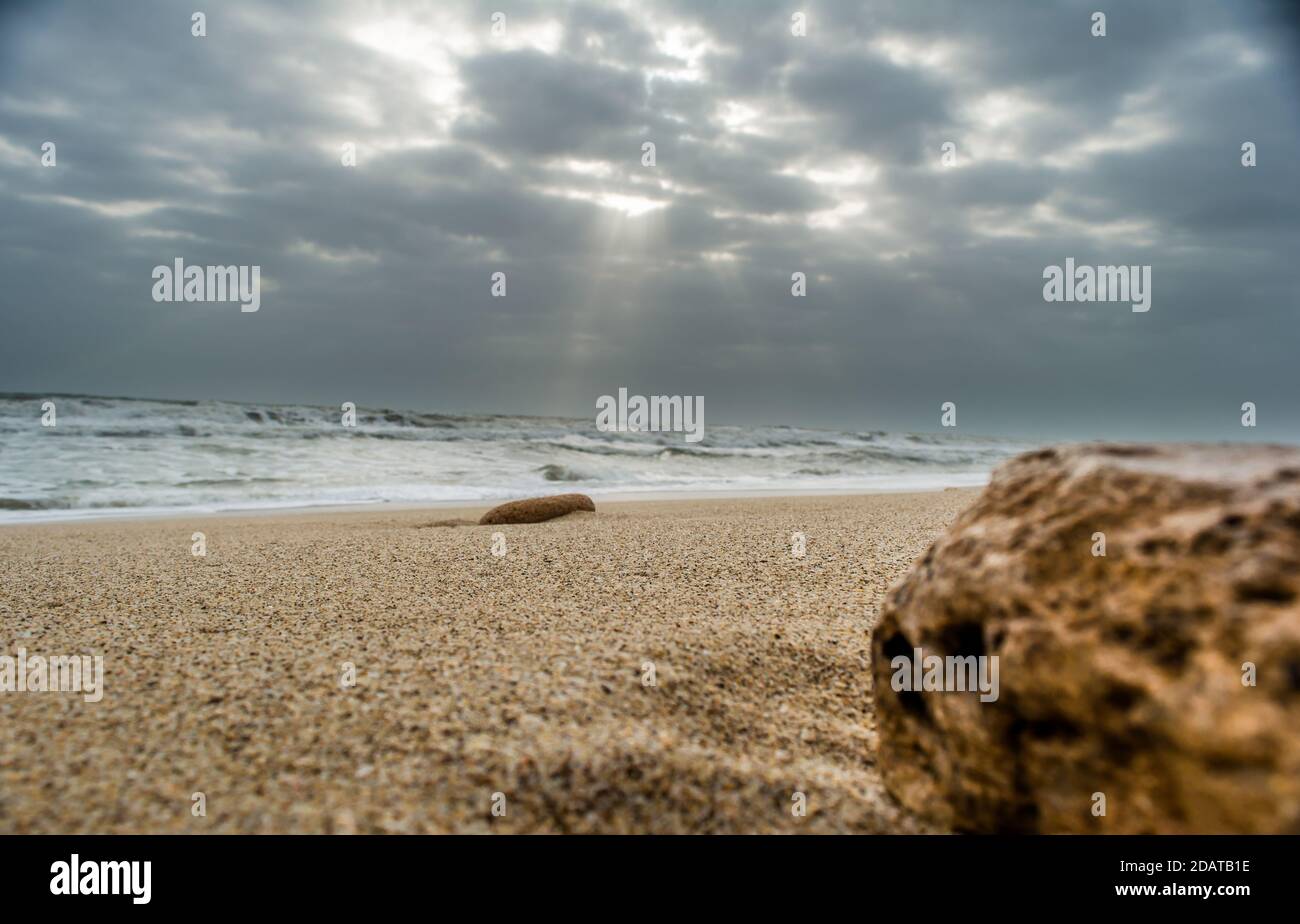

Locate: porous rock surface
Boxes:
[872,443,1300,833]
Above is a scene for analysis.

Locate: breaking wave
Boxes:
[0,393,1033,521]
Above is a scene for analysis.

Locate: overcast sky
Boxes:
[1,0,1297,440]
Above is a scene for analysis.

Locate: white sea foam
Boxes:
[0,394,1032,522]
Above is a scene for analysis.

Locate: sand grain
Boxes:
[0,492,973,833]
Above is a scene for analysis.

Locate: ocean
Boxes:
[0,393,1032,522]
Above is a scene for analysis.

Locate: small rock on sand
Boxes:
[479,493,595,525]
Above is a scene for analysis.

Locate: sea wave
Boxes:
[0,393,1032,521]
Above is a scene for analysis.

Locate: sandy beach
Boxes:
[0,491,975,834]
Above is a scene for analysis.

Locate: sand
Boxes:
[0,491,975,834]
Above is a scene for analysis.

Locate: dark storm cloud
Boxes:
[456,50,647,155]
[0,0,1296,440]
[788,51,952,164]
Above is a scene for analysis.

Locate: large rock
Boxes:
[479,493,595,525]
[871,444,1300,833]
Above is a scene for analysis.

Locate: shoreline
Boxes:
[0,481,987,527]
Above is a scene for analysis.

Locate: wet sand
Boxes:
[0,491,974,833]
